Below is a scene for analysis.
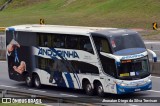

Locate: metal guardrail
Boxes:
[0,0,12,11]
[0,32,5,60]
[0,88,97,106]
[150,62,160,75]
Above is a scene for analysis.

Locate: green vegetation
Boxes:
[0,0,160,29]
[0,103,40,106]
[0,0,7,6]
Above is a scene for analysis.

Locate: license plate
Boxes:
[135,89,140,91]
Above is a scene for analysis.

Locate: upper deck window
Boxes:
[37,33,94,54]
[110,34,145,53]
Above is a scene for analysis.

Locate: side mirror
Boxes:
[147,49,157,62]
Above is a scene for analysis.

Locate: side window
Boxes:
[37,33,46,47]
[53,34,65,48]
[79,36,94,54]
[92,36,111,53]
[66,35,78,49]
[37,33,65,48]
[93,36,116,77]
[36,56,54,71]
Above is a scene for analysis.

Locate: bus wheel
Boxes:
[84,81,93,96]
[33,74,41,89]
[25,74,33,87]
[96,82,104,97]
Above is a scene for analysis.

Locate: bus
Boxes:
[6,25,157,96]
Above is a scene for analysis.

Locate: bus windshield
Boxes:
[118,56,150,80]
[110,34,146,53]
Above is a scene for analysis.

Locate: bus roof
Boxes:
[6,24,137,36]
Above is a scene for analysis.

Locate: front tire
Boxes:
[33,74,42,89]
[84,81,94,96]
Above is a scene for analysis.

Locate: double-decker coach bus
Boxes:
[6,25,157,96]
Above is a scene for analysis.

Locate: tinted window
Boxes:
[110,34,145,52]
[92,36,111,53]
[37,33,94,54]
[53,34,65,48]
[37,33,65,48]
[66,35,78,49]
[37,33,49,47]
[93,36,116,77]
[36,56,54,71]
[79,36,94,54]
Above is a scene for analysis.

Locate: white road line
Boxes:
[28,89,46,93]
[151,76,160,79]
[36,103,53,106]
[60,93,78,97]
[0,85,17,89]
[145,42,160,44]
[152,50,160,51]
[0,61,6,62]
[129,104,139,106]
[148,90,160,93]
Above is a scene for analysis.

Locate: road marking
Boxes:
[151,76,160,79]
[60,93,78,97]
[148,90,160,93]
[0,85,17,89]
[0,61,6,62]
[36,103,52,106]
[152,50,160,52]
[28,89,46,93]
[145,42,160,44]
[129,104,139,106]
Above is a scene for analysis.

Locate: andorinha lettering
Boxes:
[122,54,144,60]
[38,48,79,58]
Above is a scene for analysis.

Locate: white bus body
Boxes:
[6,25,157,96]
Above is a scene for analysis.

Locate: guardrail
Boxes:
[0,88,96,106]
[0,32,5,60]
[0,0,12,11]
[150,62,160,75]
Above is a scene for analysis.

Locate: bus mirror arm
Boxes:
[147,49,157,62]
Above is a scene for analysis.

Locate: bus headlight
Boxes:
[147,79,151,83]
[120,83,126,86]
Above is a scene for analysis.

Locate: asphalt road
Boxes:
[0,61,160,106]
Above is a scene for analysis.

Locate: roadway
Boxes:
[0,61,160,106]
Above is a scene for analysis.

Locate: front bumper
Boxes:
[116,82,152,94]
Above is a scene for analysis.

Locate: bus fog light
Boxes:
[148,84,152,88]
[119,88,125,92]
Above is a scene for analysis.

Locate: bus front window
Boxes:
[110,34,146,55]
[118,57,150,80]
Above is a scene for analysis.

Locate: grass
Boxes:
[0,0,7,6]
[0,104,40,106]
[0,0,160,29]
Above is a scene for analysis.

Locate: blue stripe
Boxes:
[50,47,81,89]
[64,72,74,88]
[8,28,15,31]
[37,47,81,89]
[114,48,146,56]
